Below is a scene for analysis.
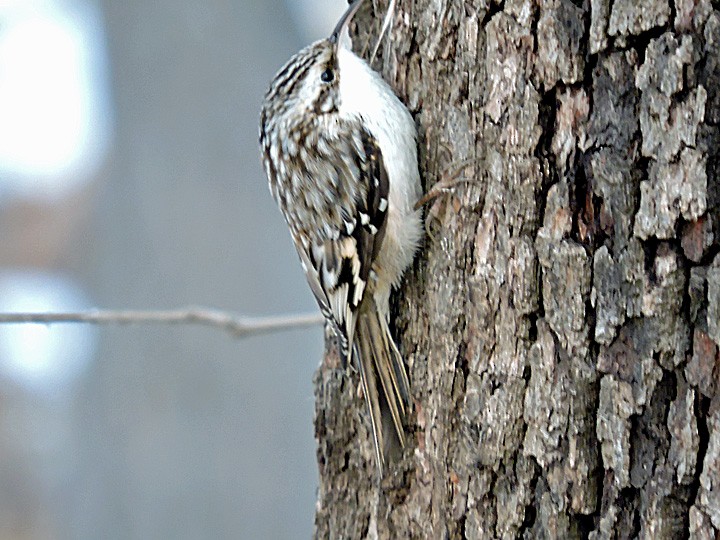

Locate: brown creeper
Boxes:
[259,0,422,474]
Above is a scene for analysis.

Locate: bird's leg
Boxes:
[414,158,479,210]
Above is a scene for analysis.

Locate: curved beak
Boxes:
[328,0,365,45]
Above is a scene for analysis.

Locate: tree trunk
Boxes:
[313,0,720,537]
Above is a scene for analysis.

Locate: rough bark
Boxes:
[314,0,720,538]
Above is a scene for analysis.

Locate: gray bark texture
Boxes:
[313,0,720,538]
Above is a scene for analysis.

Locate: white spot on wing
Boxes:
[324,223,339,240]
[322,265,338,289]
[340,237,356,258]
[332,283,349,325]
[351,252,360,276]
[353,279,366,305]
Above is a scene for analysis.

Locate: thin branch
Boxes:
[0,308,324,338]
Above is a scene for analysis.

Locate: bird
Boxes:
[259,0,422,474]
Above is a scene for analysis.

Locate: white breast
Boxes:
[337,46,423,309]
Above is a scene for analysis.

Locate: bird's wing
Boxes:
[288,125,410,473]
[293,126,389,360]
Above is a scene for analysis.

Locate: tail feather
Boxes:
[354,296,410,474]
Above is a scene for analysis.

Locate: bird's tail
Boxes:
[354,296,411,475]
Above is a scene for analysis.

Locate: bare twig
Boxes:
[0,308,324,338]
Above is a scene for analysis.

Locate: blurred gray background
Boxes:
[0,0,346,538]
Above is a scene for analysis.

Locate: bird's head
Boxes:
[261,0,365,127]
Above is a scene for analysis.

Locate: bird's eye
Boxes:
[320,68,334,83]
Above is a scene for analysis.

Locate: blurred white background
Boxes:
[0,0,346,537]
